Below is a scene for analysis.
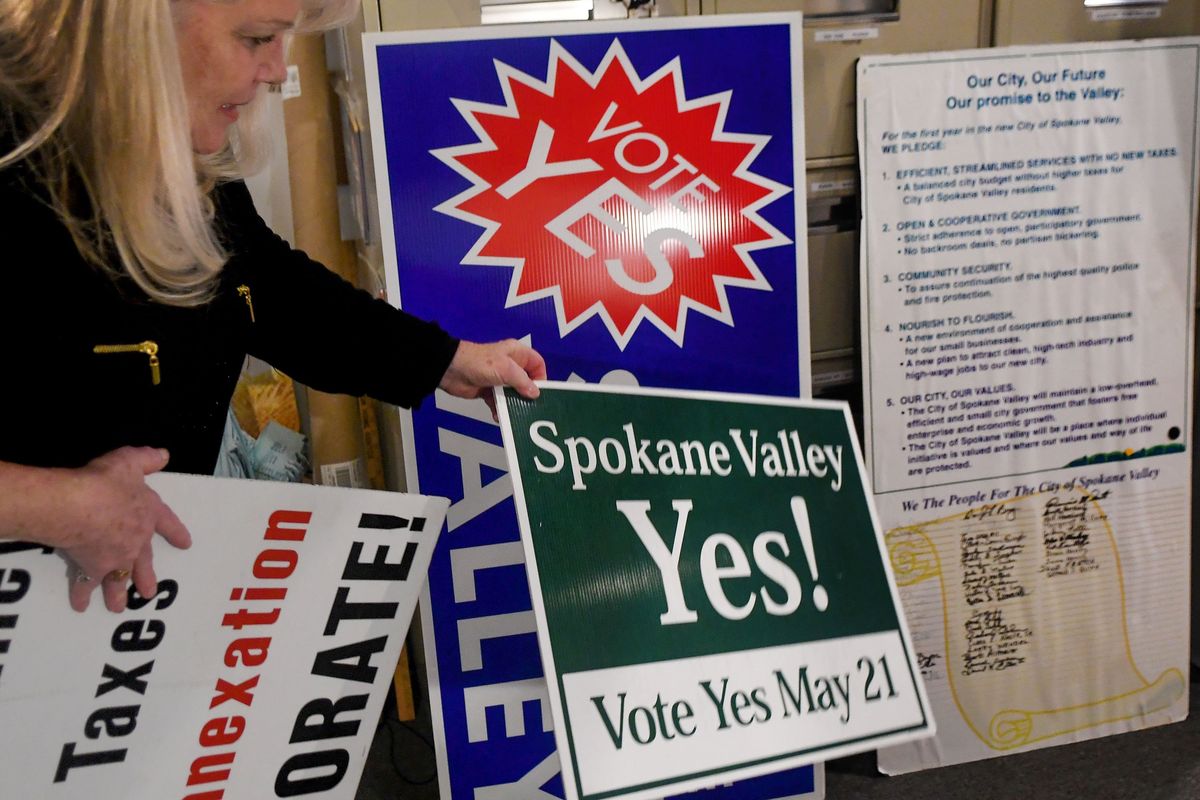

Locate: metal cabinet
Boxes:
[706,2,989,390]
[371,0,690,29]
[707,0,990,162]
[376,0,482,29]
[993,0,1200,46]
[806,165,860,389]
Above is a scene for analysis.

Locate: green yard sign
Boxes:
[497,383,933,800]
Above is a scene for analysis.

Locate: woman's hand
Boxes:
[439,339,547,416]
[61,447,192,613]
[0,447,192,613]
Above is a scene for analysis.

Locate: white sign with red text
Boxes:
[0,473,446,799]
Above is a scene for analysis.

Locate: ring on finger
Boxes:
[104,568,132,582]
[71,566,94,584]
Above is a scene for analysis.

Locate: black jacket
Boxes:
[0,166,458,474]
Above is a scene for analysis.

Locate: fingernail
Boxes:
[158,449,170,462]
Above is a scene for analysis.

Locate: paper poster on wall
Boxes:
[496,383,931,800]
[364,14,817,800]
[0,474,445,798]
[856,38,1199,772]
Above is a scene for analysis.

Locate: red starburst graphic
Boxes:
[433,39,792,349]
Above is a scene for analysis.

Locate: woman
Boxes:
[0,0,546,613]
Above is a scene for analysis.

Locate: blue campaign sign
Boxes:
[364,14,815,800]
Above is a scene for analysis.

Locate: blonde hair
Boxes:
[0,0,359,305]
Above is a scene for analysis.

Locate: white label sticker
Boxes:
[811,179,856,194]
[813,367,857,389]
[282,64,302,99]
[815,27,881,43]
[320,457,367,488]
[1090,8,1162,21]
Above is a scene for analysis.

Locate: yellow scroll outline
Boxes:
[885,486,1185,750]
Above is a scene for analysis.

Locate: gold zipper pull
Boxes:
[237,284,256,322]
[93,340,161,386]
[145,343,160,385]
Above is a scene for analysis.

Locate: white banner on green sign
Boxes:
[857,38,1197,773]
[496,382,933,800]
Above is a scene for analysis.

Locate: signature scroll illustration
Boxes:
[886,487,1185,750]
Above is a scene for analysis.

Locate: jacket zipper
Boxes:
[237,284,256,322]
[93,340,161,385]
